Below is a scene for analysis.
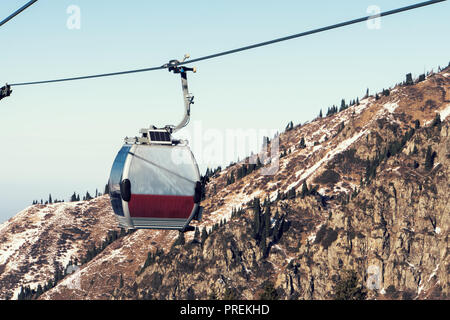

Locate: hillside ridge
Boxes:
[0,66,448,300]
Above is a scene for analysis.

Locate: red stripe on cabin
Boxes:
[128,194,194,219]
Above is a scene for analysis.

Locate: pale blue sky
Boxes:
[0,0,449,222]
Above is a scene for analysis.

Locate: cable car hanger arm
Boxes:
[162,55,197,133]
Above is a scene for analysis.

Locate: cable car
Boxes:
[108,56,203,231]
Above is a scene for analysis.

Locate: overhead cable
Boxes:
[8,0,446,87]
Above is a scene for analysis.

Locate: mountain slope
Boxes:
[1,67,449,300]
[0,196,119,299]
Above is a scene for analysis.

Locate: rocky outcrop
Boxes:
[1,68,448,300]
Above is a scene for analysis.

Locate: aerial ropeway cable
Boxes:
[2,0,446,91]
[0,0,38,28]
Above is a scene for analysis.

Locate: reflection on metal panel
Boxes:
[128,145,199,196]
[108,145,131,217]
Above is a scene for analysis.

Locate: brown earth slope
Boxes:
[1,67,448,300]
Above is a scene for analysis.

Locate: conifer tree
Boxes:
[259,229,267,258]
[264,206,271,237]
[104,184,110,195]
[192,227,200,243]
[333,270,367,300]
[300,181,309,198]
[85,191,93,201]
[414,119,420,129]
[173,232,185,247]
[424,146,437,171]
[299,137,306,149]
[251,198,262,240]
[431,114,441,128]
[119,275,124,289]
[339,99,346,111]
[201,228,208,246]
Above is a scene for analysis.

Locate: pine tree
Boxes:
[192,227,200,243]
[339,99,346,112]
[414,119,420,129]
[85,191,93,201]
[299,137,306,149]
[405,73,413,86]
[264,206,271,237]
[424,146,437,171]
[256,156,263,168]
[48,194,53,204]
[119,274,124,288]
[251,198,262,240]
[300,181,309,198]
[18,286,24,300]
[71,192,77,202]
[173,232,186,247]
[285,121,294,131]
[333,270,367,300]
[201,228,208,246]
[36,284,43,297]
[319,109,323,118]
[259,229,267,258]
[259,281,279,300]
[104,184,110,195]
[431,114,441,128]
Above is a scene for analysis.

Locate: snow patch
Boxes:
[428,264,440,282]
[418,283,424,295]
[383,101,399,113]
[439,103,450,121]
[286,129,368,192]
[353,98,372,115]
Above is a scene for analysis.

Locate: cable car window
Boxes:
[128,145,198,196]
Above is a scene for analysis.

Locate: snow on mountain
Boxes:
[1,67,449,300]
[0,197,119,299]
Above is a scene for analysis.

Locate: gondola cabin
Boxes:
[108,128,202,231]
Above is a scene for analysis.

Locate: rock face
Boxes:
[1,68,449,300]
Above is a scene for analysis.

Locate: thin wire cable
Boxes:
[9,0,446,87]
[0,0,38,28]
[10,66,165,86]
[180,0,447,66]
